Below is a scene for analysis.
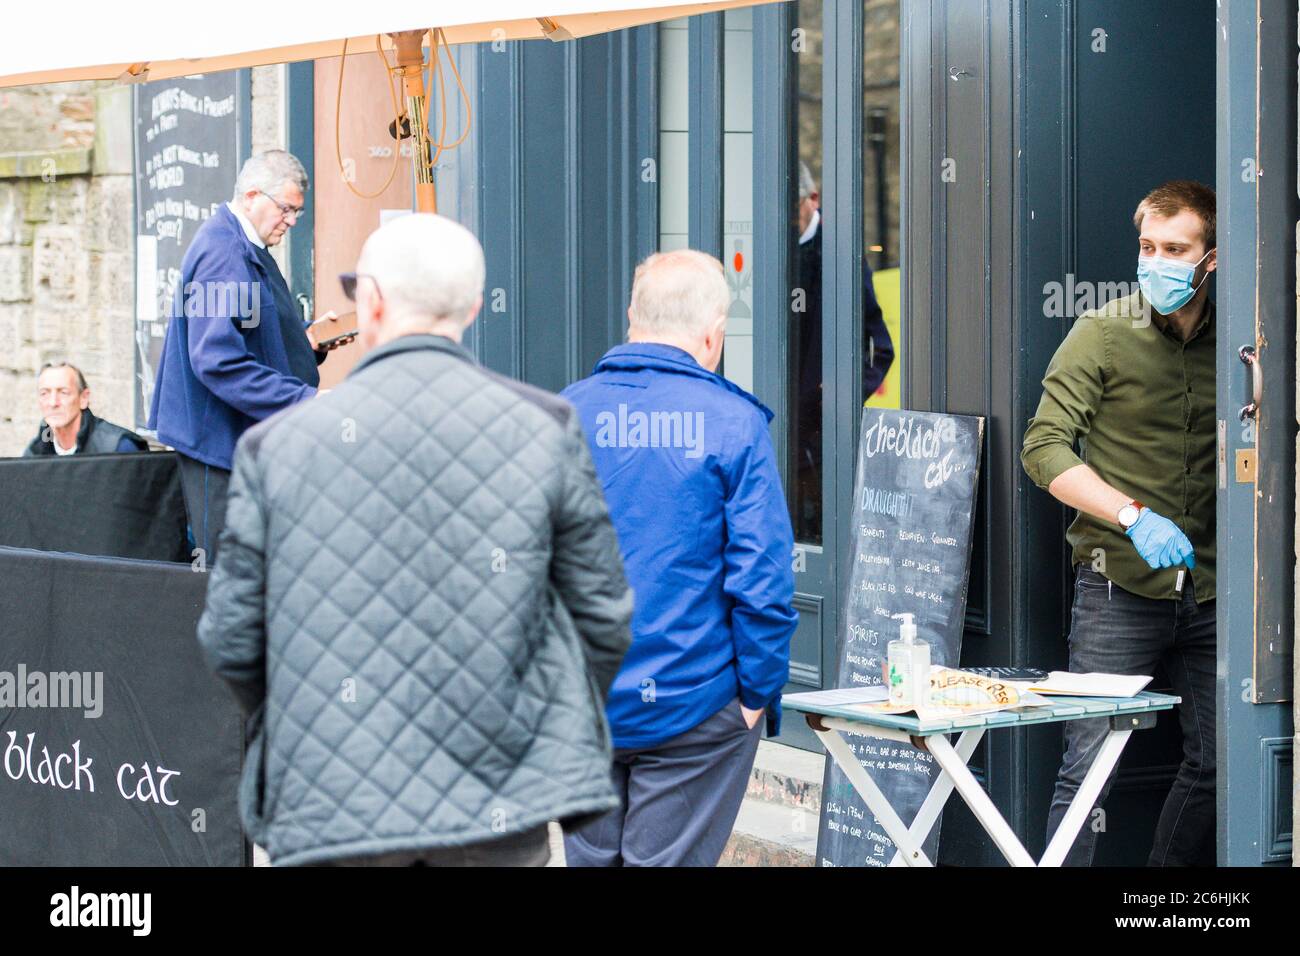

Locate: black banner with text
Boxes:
[0,547,244,865]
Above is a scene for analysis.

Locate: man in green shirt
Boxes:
[1021,180,1217,866]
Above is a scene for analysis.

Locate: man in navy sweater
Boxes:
[149,150,327,563]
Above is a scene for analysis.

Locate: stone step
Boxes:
[719,740,826,866]
[719,796,820,866]
[745,739,825,812]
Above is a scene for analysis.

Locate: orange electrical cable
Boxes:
[427,30,449,174]
[438,29,473,149]
[423,26,473,175]
[335,35,404,199]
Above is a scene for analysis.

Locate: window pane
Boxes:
[863,0,902,409]
[658,18,690,252]
[790,0,825,546]
[721,8,756,392]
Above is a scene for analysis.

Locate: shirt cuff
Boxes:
[1023,444,1084,491]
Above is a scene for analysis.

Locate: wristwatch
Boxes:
[1117,499,1145,530]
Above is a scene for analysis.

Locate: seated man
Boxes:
[23,362,147,457]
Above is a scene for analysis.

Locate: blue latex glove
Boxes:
[1125,509,1195,570]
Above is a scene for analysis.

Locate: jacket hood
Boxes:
[592,343,774,423]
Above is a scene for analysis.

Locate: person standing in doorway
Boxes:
[1021,180,1217,866]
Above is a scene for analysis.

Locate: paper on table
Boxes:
[1013,671,1152,698]
[842,667,1056,724]
[851,691,1056,723]
[784,686,890,707]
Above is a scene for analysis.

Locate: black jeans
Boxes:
[1044,566,1216,866]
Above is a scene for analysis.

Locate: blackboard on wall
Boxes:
[816,408,984,867]
[132,72,247,429]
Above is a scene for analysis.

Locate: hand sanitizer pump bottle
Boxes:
[888,613,930,707]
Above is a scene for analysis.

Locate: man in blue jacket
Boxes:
[148,150,326,562]
[561,249,798,866]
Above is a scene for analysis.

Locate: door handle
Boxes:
[1238,344,1261,422]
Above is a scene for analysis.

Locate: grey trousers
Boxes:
[175,452,231,564]
[301,824,551,867]
[563,696,762,867]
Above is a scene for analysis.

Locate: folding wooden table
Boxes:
[783,689,1180,867]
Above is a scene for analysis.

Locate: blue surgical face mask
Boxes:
[1137,247,1215,315]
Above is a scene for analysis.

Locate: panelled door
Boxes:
[1215,0,1295,866]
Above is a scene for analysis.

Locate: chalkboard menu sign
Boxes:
[133,73,244,428]
[816,408,984,867]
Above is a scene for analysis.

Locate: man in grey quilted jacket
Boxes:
[197,213,634,867]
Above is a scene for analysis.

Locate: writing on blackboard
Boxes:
[846,623,881,644]
[149,87,236,121]
[144,144,221,174]
[144,91,237,146]
[860,487,913,517]
[860,412,967,488]
[860,412,957,459]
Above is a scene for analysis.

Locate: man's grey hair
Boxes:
[628,250,730,336]
[233,150,308,202]
[356,213,485,325]
[39,360,88,392]
[798,161,817,201]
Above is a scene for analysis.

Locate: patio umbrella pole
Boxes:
[389,29,437,213]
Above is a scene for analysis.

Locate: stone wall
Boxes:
[0,82,135,456]
[251,65,290,274]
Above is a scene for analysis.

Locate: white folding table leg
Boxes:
[887,728,985,866]
[925,732,1037,867]
[815,727,934,866]
[1037,728,1132,868]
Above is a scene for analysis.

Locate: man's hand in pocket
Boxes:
[741,704,764,729]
